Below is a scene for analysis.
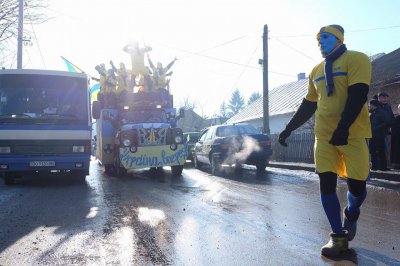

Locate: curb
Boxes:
[269,161,400,182]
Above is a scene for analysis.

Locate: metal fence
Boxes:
[270,132,315,163]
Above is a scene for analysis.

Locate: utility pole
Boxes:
[17,0,24,69]
[262,24,270,134]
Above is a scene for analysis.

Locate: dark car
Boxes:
[192,124,272,175]
[183,131,201,162]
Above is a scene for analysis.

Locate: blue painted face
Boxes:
[318,32,339,56]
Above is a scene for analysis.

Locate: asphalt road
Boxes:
[0,160,399,265]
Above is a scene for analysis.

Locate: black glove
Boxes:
[278,99,317,147]
[329,126,349,146]
[278,129,292,147]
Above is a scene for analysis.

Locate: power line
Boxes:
[181,34,251,60]
[272,37,318,63]
[270,25,400,38]
[231,41,261,92]
[45,7,84,21]
[349,25,400,33]
[203,41,261,113]
[29,21,46,69]
[154,41,295,77]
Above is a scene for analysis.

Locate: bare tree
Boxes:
[219,101,231,120]
[0,0,49,66]
[179,96,197,111]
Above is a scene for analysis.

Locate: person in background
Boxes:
[377,92,395,169]
[369,99,390,170]
[278,25,372,257]
[391,104,400,169]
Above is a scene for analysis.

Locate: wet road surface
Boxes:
[0,160,399,265]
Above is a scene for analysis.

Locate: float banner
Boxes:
[120,144,188,169]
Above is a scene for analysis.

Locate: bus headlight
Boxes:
[73,146,85,152]
[0,146,11,153]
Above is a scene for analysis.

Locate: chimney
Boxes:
[297,73,306,80]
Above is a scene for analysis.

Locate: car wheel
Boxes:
[171,165,183,176]
[256,161,268,172]
[211,155,222,176]
[193,154,202,169]
[234,162,242,172]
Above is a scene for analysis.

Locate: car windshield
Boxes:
[216,125,259,137]
[0,74,88,125]
[185,133,201,143]
[120,109,167,123]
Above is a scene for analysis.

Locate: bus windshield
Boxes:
[120,109,167,124]
[0,74,88,125]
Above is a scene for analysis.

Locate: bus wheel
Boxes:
[116,166,127,177]
[115,157,127,178]
[4,174,15,185]
[74,171,87,182]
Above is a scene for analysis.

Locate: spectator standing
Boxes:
[378,92,395,121]
[378,92,395,167]
[369,99,390,170]
[391,104,400,169]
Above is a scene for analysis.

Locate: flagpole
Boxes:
[60,56,99,81]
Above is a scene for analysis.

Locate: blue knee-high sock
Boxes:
[321,192,343,234]
[347,190,367,220]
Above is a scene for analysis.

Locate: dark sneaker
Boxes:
[321,232,349,257]
[343,207,360,241]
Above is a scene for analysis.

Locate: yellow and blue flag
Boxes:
[90,83,100,102]
[61,56,84,73]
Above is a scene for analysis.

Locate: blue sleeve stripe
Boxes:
[313,72,348,83]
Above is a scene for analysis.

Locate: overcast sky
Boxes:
[16,0,400,116]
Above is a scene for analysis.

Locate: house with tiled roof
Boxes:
[226,74,309,134]
[177,108,210,132]
[370,47,400,111]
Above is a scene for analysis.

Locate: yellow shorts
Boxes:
[314,138,370,181]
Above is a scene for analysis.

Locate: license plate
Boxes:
[29,161,56,167]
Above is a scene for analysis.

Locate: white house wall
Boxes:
[241,112,294,134]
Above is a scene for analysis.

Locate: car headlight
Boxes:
[123,139,131,147]
[0,146,11,153]
[73,145,85,152]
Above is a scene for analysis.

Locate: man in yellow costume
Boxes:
[278,25,372,257]
[110,61,130,95]
[123,41,152,91]
[94,63,107,93]
[147,54,177,90]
